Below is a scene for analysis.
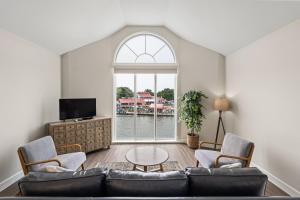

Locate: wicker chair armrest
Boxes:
[199,141,222,149]
[59,144,82,152]
[215,154,249,167]
[25,159,62,167]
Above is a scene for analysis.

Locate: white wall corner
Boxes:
[0,171,23,192]
[251,163,300,197]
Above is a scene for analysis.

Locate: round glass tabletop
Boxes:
[125,146,169,167]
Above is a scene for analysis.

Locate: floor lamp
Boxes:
[213,97,230,149]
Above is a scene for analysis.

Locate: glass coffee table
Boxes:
[125,146,169,172]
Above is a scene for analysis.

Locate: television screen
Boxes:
[59,98,96,120]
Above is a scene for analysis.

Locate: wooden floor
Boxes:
[0,144,288,196]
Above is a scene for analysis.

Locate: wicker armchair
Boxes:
[195,133,254,168]
[18,136,86,175]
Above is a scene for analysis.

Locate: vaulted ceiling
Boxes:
[1,0,300,55]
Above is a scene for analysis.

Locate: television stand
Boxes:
[48,116,111,153]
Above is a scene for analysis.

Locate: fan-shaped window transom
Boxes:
[115,34,176,64]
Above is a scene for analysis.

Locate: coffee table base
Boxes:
[133,164,164,172]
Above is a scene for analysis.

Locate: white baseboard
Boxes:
[0,171,23,192]
[251,163,300,197]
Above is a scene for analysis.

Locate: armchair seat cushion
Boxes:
[195,149,240,168]
[32,152,87,172]
[57,152,86,171]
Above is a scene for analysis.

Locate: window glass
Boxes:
[116,44,136,63]
[115,34,175,64]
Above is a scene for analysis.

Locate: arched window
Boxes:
[115,33,176,64]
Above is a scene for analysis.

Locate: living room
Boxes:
[0,1,299,200]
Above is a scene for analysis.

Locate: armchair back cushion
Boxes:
[18,168,107,197]
[106,169,188,197]
[20,136,57,171]
[221,133,253,158]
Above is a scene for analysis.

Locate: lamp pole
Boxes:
[214,110,226,149]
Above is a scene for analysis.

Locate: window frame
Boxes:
[112,32,179,142]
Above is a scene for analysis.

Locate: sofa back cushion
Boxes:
[106,169,188,197]
[186,167,267,196]
[18,168,107,197]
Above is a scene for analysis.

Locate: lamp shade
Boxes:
[214,97,230,111]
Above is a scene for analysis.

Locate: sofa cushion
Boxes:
[18,168,107,197]
[57,152,86,170]
[186,167,268,196]
[106,169,188,197]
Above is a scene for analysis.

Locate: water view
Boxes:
[116,115,175,141]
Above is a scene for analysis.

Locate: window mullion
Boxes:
[144,35,146,54]
[125,44,138,57]
[134,74,137,141]
[154,74,157,141]
[153,44,166,57]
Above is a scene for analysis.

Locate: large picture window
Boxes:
[113,33,177,142]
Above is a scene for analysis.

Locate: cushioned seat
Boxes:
[57,152,87,171]
[194,149,237,168]
[35,152,87,172]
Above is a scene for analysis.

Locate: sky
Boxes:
[115,74,176,92]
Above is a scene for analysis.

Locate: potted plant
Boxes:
[179,90,207,149]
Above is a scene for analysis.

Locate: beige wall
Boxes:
[226,20,300,194]
[62,26,225,142]
[0,29,60,184]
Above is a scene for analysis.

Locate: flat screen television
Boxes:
[59,98,96,120]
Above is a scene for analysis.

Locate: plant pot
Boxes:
[187,133,199,149]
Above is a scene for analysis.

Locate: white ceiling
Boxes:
[0,0,300,55]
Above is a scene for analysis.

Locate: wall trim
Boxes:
[0,171,23,192]
[251,163,300,197]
